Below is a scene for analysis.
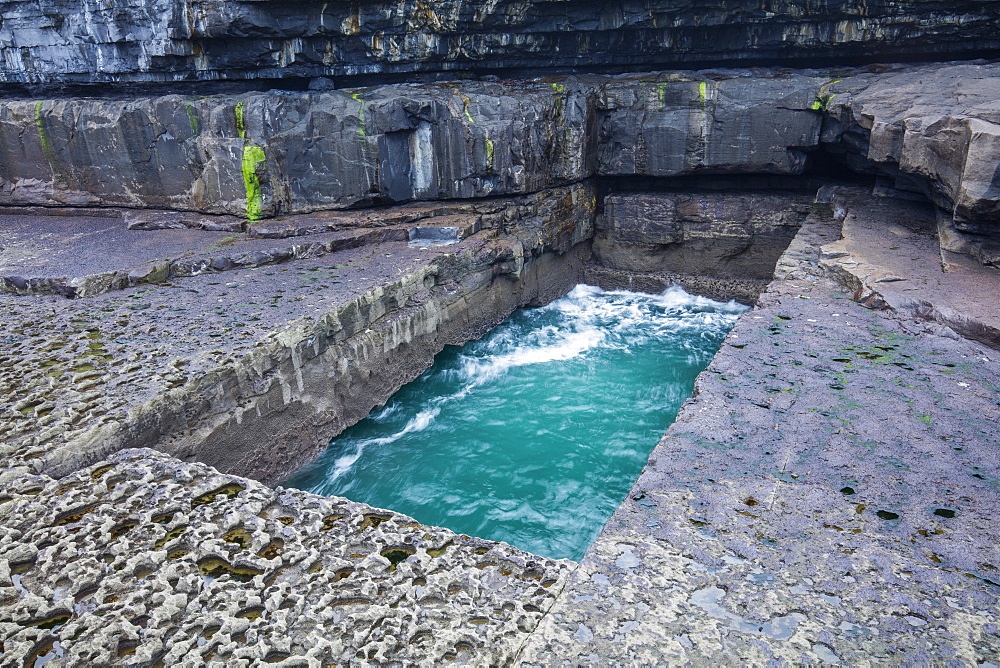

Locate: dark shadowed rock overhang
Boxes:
[3,0,1000,91]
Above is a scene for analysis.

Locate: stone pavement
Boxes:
[519,200,1000,664]
[1,183,999,664]
[0,449,574,665]
[0,208,470,299]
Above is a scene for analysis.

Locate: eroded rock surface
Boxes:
[2,61,998,259]
[0,449,574,665]
[1,27,999,664]
[824,61,1000,265]
[3,0,999,88]
[594,192,811,278]
[519,198,1000,665]
[0,183,596,490]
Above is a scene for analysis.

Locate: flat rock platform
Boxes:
[522,196,1000,664]
[1,188,999,665]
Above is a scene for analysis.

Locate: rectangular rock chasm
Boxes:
[585,189,813,304]
[274,188,816,560]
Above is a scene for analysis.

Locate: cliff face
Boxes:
[2,62,998,263]
[3,0,1000,88]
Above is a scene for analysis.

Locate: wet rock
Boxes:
[594,192,810,280]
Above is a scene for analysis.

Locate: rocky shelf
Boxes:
[2,61,999,266]
[1,33,999,666]
[2,182,998,663]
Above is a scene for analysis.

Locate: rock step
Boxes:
[819,186,1000,350]
[0,215,479,299]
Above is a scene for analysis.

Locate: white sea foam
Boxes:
[324,284,746,485]
[326,406,440,484]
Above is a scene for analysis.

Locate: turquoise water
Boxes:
[283,285,747,560]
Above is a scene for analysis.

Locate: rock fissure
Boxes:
[2,4,1000,665]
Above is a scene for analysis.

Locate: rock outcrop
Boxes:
[3,1,999,89]
[3,4,1000,665]
[0,449,574,665]
[823,62,1000,265]
[2,61,998,262]
[593,192,810,278]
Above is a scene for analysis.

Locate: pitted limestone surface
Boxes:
[520,203,1000,663]
[0,237,451,481]
[0,449,574,665]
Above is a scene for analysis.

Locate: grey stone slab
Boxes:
[0,212,413,298]
[820,186,1000,349]
[520,200,1000,664]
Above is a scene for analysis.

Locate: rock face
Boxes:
[3,0,1000,88]
[581,190,815,304]
[596,72,825,177]
[2,61,998,262]
[823,61,1000,265]
[0,82,589,216]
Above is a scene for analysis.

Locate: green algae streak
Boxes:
[242,145,266,221]
[234,100,247,139]
[350,92,366,137]
[186,102,200,135]
[485,135,495,172]
[34,101,57,169]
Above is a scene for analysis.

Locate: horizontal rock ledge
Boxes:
[2,61,998,263]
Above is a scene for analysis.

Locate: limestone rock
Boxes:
[2,1,999,88]
[0,449,574,665]
[596,73,825,177]
[594,192,811,279]
[0,83,587,216]
[824,62,1000,261]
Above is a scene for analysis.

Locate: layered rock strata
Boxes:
[0,183,595,486]
[1,185,998,664]
[2,0,999,88]
[587,191,812,302]
[2,61,998,262]
[0,24,999,667]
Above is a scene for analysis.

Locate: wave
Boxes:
[321,283,746,485]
